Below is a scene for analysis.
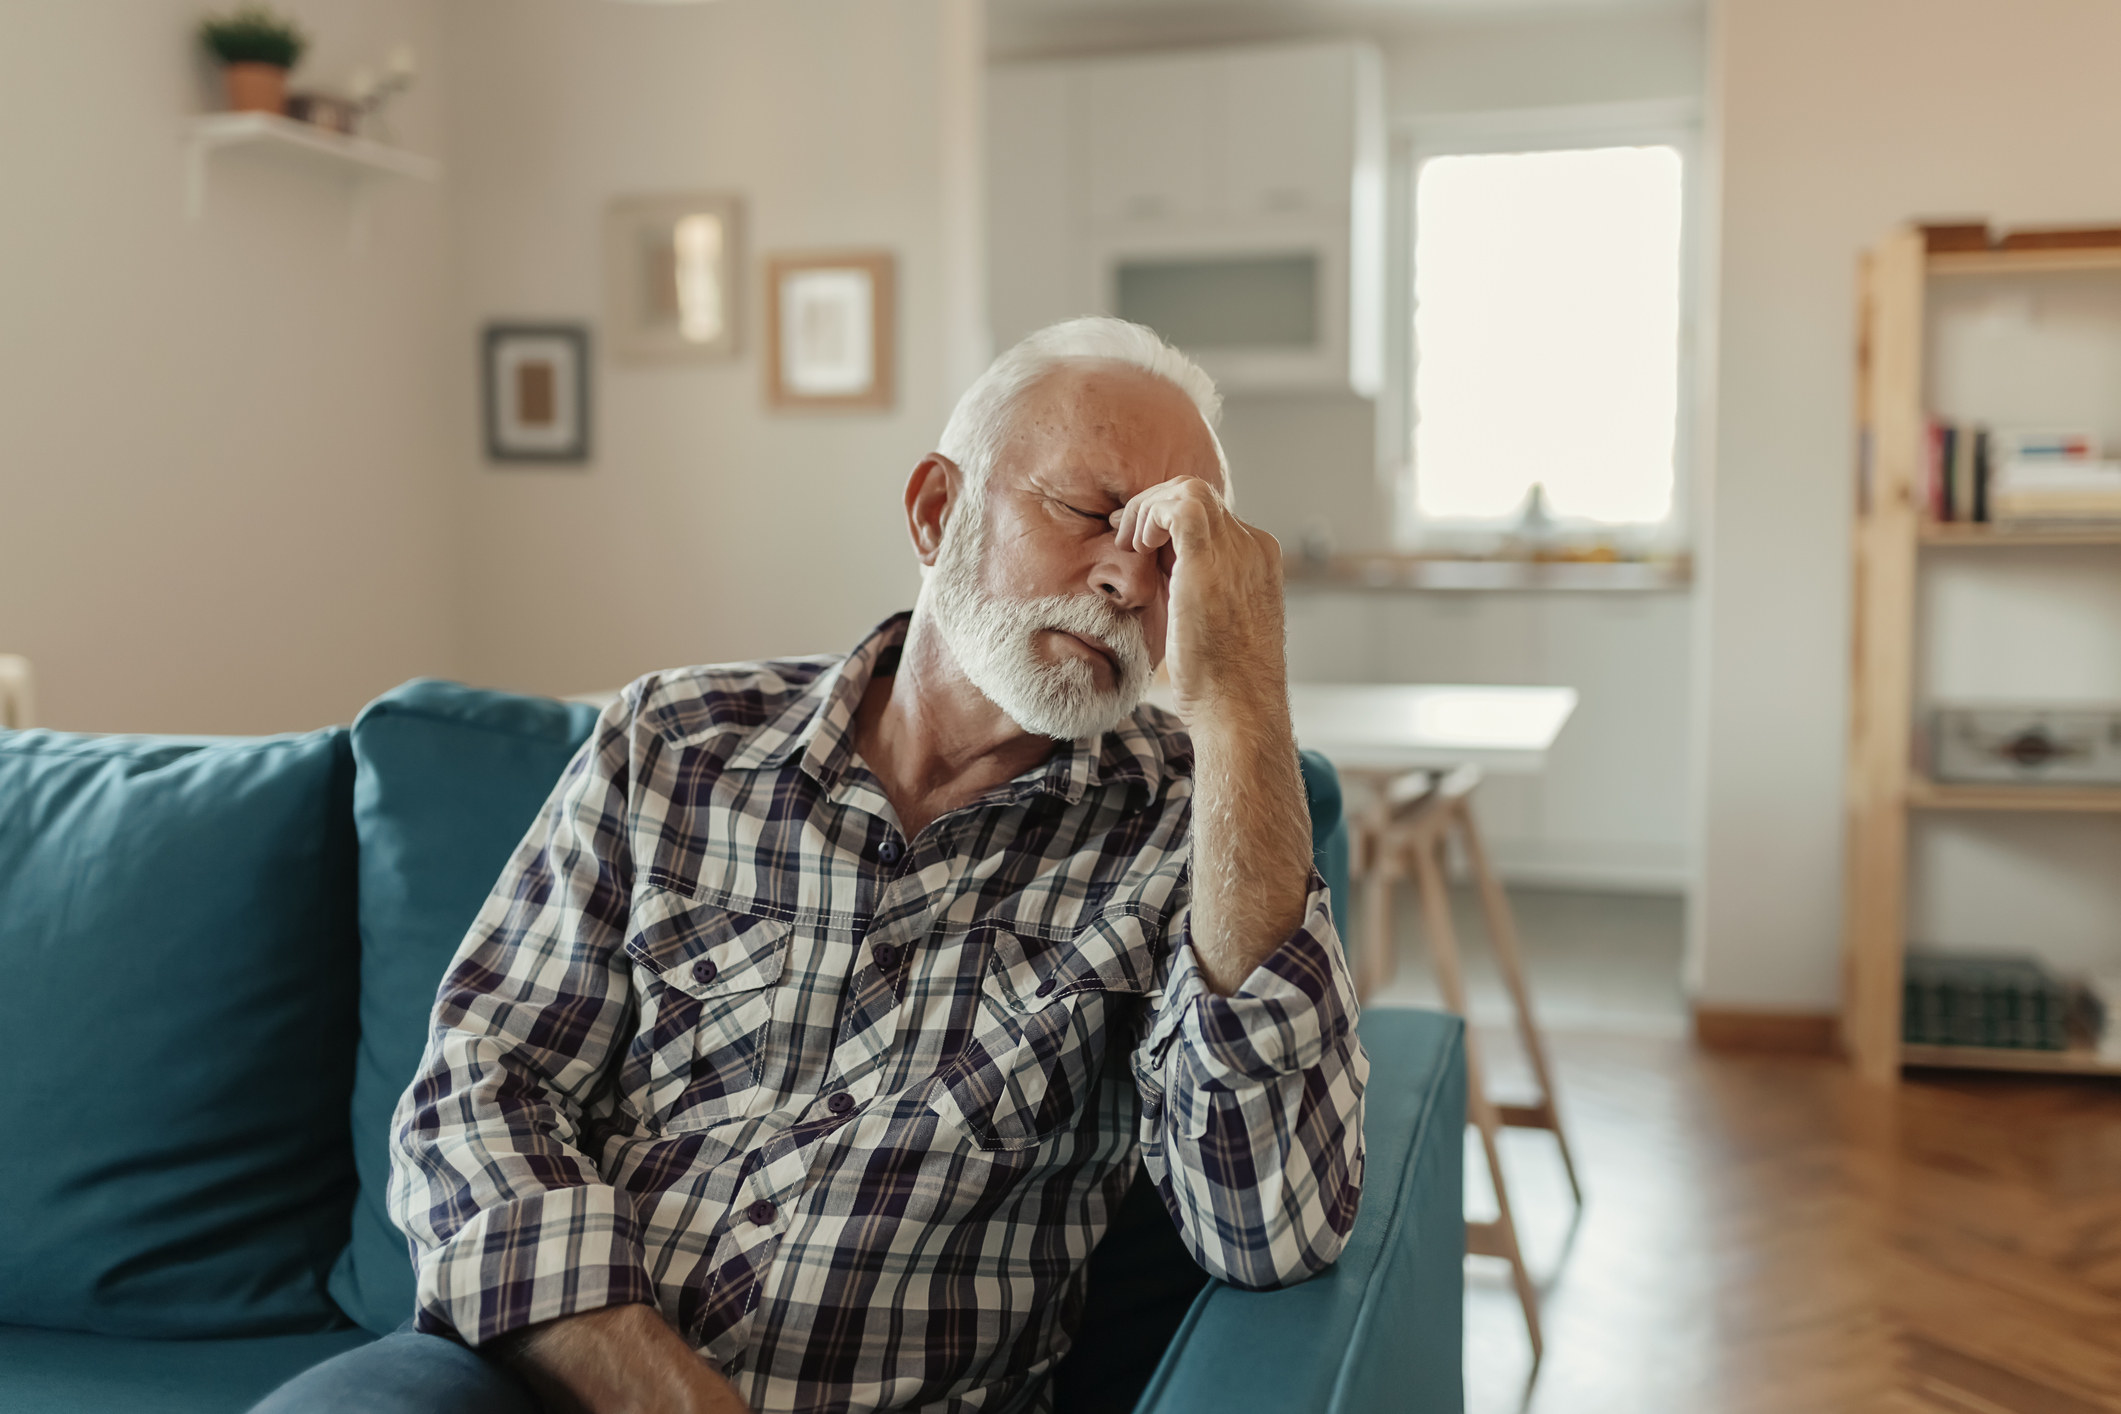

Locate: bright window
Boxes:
[1411,145,1684,527]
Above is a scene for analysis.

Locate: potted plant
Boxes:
[199,5,308,116]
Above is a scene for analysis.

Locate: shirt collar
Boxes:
[722,612,1175,807]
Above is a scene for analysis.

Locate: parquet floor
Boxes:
[1450,1027,2121,1413]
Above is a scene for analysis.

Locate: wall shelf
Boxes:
[1919,522,2121,548]
[1906,774,2121,814]
[184,112,441,248]
[1285,554,1692,594]
[1928,246,2121,278]
[1901,1041,2121,1075]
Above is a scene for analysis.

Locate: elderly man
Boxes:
[257,317,1366,1414]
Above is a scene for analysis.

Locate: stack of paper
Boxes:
[1991,458,2121,524]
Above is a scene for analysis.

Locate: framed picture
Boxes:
[765,250,896,411]
[483,324,590,464]
[605,192,744,363]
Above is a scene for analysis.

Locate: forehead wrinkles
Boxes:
[999,368,1217,492]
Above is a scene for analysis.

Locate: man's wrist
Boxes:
[496,1303,750,1414]
[1181,682,1295,748]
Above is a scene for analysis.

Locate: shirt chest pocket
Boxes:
[624,894,792,1136]
[929,910,1161,1153]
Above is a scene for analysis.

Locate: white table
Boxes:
[1284,682,1577,775]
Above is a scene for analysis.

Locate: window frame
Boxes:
[1379,99,1705,555]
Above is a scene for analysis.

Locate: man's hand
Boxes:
[1109,477,1287,727]
[1111,478,1313,996]
[493,1302,752,1414]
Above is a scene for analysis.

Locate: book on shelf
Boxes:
[1995,428,2097,463]
[1924,421,2121,526]
[1925,419,1991,524]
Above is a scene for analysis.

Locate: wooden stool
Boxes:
[1349,764,1583,1362]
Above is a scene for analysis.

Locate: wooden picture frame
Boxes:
[605,192,744,363]
[483,323,591,464]
[764,250,896,411]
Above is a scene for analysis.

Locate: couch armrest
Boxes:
[1132,1008,1466,1414]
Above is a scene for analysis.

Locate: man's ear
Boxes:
[905,453,960,568]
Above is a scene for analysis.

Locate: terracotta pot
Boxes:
[223,62,289,115]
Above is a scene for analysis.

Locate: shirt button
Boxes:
[826,1091,855,1116]
[876,838,904,865]
[746,1199,776,1225]
[692,959,718,986]
[1034,976,1058,998]
[873,943,899,971]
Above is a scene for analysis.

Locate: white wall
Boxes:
[443,0,984,699]
[1697,0,2121,1008]
[0,0,982,732]
[0,0,458,734]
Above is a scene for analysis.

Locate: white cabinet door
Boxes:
[1222,44,1356,222]
[988,63,1082,347]
[1085,54,1220,228]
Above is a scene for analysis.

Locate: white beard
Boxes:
[925,492,1155,741]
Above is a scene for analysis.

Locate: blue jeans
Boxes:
[249,1323,541,1414]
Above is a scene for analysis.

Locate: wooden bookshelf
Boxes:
[1283,553,1692,594]
[1842,224,2121,1086]
[1918,522,2121,548]
[1906,774,2121,814]
[1901,1041,2121,1076]
[1927,246,2121,278]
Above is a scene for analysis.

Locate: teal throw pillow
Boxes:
[327,680,599,1334]
[0,727,360,1336]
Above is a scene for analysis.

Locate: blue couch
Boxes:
[0,680,1463,1414]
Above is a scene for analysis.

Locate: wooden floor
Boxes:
[1455,1026,2121,1414]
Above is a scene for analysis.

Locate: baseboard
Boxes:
[1480,858,1691,894]
[1692,1007,1842,1055]
[1463,841,1691,895]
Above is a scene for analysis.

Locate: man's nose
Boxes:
[1093,540,1160,610]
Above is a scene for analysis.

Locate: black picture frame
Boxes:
[483,323,592,464]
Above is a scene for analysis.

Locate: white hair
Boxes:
[935,316,1231,507]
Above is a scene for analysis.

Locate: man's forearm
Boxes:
[1186,699,1315,995]
[495,1303,751,1414]
[1139,694,1369,1290]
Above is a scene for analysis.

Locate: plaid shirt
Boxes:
[388,614,1367,1414]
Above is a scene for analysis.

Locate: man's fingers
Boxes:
[1134,500,1173,553]
[1114,477,1233,558]
[1140,494,1216,556]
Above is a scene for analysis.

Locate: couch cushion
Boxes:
[0,1324,374,1414]
[1298,748,1350,935]
[0,728,361,1337]
[328,681,599,1335]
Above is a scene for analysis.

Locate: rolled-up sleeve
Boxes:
[385,696,657,1346]
[1131,872,1368,1290]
